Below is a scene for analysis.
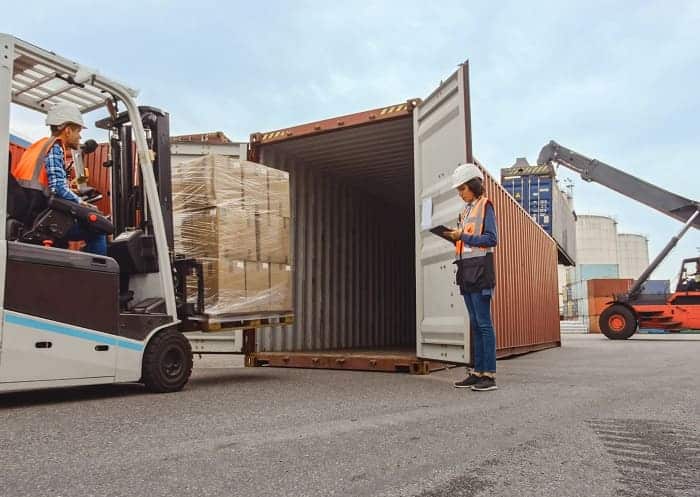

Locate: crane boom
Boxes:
[538,140,699,301]
[537,141,699,229]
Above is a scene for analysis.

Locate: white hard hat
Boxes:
[451,163,483,188]
[45,102,86,129]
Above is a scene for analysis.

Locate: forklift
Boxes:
[0,34,205,393]
[538,141,700,339]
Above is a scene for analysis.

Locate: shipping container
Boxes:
[248,64,560,366]
[8,142,25,171]
[82,142,113,214]
[171,132,247,170]
[501,159,576,266]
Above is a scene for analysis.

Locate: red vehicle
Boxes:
[600,257,699,338]
[538,141,699,339]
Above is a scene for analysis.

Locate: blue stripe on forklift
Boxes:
[4,313,144,352]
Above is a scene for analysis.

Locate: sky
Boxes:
[3,0,699,280]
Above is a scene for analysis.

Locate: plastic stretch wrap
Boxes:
[173,155,292,315]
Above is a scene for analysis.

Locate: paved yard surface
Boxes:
[1,334,698,497]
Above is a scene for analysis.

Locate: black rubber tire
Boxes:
[599,304,638,340]
[142,329,193,393]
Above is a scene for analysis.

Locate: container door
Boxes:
[413,64,473,364]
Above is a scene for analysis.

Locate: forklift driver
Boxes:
[11,103,107,255]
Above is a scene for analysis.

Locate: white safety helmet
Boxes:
[45,102,86,129]
[451,162,483,189]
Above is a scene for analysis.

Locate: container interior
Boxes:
[255,115,417,352]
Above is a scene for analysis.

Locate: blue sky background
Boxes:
[3,1,698,280]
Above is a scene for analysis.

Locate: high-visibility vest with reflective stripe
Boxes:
[11,136,62,195]
[455,195,495,259]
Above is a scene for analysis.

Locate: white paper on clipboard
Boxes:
[420,198,433,230]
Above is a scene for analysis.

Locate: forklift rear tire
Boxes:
[599,305,637,340]
[142,329,193,393]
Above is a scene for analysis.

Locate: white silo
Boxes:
[617,233,649,279]
[576,215,618,265]
[571,215,620,319]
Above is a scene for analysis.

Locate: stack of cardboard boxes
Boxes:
[173,155,292,315]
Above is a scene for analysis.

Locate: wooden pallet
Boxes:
[186,313,294,332]
[247,349,449,375]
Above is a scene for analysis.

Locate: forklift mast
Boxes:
[96,106,174,251]
[537,140,699,300]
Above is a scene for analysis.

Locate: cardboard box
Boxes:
[217,207,257,261]
[172,155,243,210]
[244,261,270,313]
[217,258,247,314]
[173,156,294,316]
[258,213,290,264]
[178,206,256,261]
[268,168,290,217]
[241,161,269,211]
[189,258,251,316]
[270,263,293,311]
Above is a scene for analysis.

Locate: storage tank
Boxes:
[557,265,567,315]
[616,233,649,280]
[576,215,618,265]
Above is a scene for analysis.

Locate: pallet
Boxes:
[247,349,449,375]
[185,312,294,332]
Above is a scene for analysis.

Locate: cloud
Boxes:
[2,1,697,278]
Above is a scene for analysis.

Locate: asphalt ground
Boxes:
[1,334,698,497]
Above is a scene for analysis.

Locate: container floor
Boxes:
[248,347,449,375]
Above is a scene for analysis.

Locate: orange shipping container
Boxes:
[83,142,113,215]
[9,142,26,170]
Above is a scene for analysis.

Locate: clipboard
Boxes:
[429,225,457,244]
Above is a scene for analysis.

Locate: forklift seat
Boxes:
[7,179,114,247]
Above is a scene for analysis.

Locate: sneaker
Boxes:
[453,375,480,388]
[471,376,498,391]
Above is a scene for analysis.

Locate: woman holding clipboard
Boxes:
[444,163,499,391]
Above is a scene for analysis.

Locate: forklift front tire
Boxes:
[141,329,193,393]
[599,304,638,340]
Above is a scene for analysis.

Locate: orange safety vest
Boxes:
[11,136,64,195]
[455,195,494,258]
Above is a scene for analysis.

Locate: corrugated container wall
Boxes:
[83,143,113,214]
[551,181,576,264]
[8,142,25,171]
[616,233,649,280]
[170,139,247,169]
[250,98,559,358]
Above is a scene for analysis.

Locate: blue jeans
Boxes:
[463,293,497,373]
[66,222,107,255]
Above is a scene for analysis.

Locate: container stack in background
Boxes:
[172,155,292,315]
[500,158,577,266]
[501,158,577,318]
